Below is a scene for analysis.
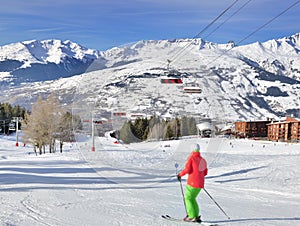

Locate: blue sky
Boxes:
[0,0,299,50]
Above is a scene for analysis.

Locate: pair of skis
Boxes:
[161,215,217,226]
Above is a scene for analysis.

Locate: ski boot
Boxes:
[183,216,196,222]
[196,216,202,223]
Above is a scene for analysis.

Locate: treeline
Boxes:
[0,102,27,134]
[117,116,197,144]
[22,94,82,155]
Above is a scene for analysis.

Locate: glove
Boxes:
[177,175,181,181]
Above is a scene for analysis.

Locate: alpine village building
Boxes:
[235,117,300,142]
[267,117,300,142]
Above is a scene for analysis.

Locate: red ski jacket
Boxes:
[178,152,208,188]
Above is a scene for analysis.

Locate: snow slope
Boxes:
[0,134,299,226]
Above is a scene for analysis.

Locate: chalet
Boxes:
[197,121,214,138]
[267,117,300,142]
[235,120,272,138]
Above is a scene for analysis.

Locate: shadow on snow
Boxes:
[0,162,176,192]
[209,216,300,224]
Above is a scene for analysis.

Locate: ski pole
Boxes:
[203,188,230,219]
[175,163,188,215]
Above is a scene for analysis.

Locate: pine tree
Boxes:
[180,116,189,136]
[188,117,197,135]
[133,118,149,141]
[57,112,74,153]
[119,121,139,144]
[165,123,174,139]
[174,117,180,139]
[147,116,160,140]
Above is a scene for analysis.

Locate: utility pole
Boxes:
[91,111,95,152]
[13,117,21,147]
[16,118,19,146]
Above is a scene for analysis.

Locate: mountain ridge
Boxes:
[0,33,299,122]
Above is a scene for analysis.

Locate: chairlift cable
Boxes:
[206,0,300,66]
[236,0,300,46]
[170,0,251,72]
[168,0,240,68]
[204,0,253,40]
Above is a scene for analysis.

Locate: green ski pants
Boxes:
[185,185,201,218]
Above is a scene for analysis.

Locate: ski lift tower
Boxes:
[167,59,171,71]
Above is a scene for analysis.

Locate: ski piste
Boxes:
[161,215,218,225]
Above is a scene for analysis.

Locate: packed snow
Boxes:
[0,133,299,226]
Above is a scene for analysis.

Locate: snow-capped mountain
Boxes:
[0,39,106,84]
[0,39,100,63]
[0,33,299,123]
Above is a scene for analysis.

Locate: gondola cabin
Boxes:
[113,112,127,117]
[160,77,183,84]
[183,86,202,94]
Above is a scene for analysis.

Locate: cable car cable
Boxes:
[204,0,253,40]
[169,0,240,67]
[206,0,300,67]
[236,0,300,46]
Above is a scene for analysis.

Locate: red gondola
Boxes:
[161,78,183,84]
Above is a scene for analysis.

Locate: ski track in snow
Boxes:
[0,134,299,226]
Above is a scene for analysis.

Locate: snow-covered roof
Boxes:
[220,124,233,132]
[196,122,214,131]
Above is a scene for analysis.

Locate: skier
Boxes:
[177,143,208,223]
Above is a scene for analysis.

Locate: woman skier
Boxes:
[177,143,208,223]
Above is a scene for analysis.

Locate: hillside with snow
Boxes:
[0,33,300,122]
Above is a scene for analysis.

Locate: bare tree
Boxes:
[22,94,63,154]
[44,94,63,153]
[57,112,74,153]
[22,96,47,154]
